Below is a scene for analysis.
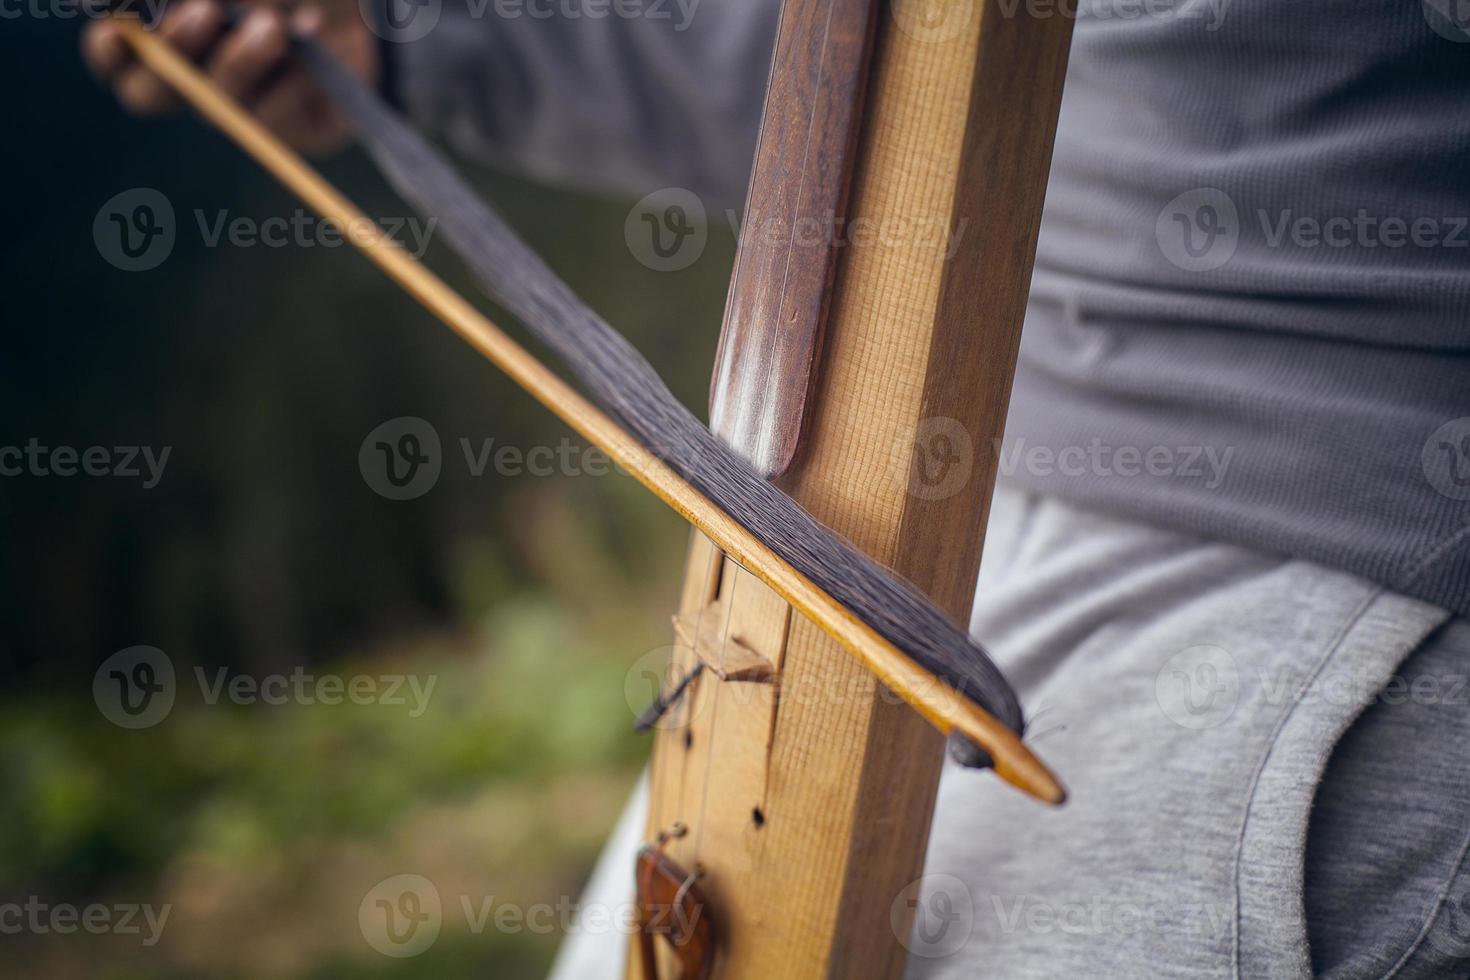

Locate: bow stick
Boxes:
[103,15,1064,805]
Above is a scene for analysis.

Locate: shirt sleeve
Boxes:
[380,0,780,209]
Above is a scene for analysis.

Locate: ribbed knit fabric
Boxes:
[1007,0,1470,617]
[548,483,1470,978]
[388,0,1470,615]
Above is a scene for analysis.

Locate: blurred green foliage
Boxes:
[1,16,737,978]
[1,529,681,976]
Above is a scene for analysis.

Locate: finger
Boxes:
[82,20,135,82]
[291,4,327,36]
[115,59,180,115]
[252,24,356,154]
[115,1,228,114]
[207,7,290,102]
[251,66,318,144]
[163,0,228,59]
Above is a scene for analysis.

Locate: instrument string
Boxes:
[652,533,722,846]
[692,556,740,866]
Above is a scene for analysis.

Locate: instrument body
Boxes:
[639,0,1073,976]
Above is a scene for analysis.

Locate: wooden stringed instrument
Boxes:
[101,0,1072,974]
[635,0,1072,976]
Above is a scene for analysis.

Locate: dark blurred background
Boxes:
[2,14,736,977]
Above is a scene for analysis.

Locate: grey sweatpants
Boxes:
[551,483,1470,978]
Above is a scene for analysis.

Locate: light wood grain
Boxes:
[641,0,1074,976]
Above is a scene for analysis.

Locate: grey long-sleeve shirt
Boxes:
[385,0,1470,617]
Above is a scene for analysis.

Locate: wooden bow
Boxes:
[105,0,1073,973]
[104,11,1062,802]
